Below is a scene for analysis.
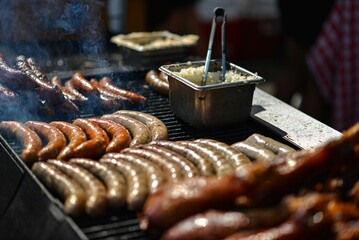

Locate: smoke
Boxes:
[0,0,108,66]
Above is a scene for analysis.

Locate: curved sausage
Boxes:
[195,138,252,172]
[114,110,168,140]
[70,72,101,100]
[136,144,199,178]
[122,147,183,183]
[0,121,42,165]
[99,77,146,105]
[48,159,108,217]
[64,80,89,106]
[101,114,151,147]
[25,121,67,162]
[49,121,87,160]
[149,140,215,177]
[177,141,234,177]
[101,152,167,193]
[87,118,131,153]
[90,78,130,105]
[72,118,110,159]
[231,141,276,163]
[100,157,149,211]
[69,158,127,209]
[145,70,169,96]
[244,133,295,155]
[32,162,86,217]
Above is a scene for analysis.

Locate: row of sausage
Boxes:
[0,53,147,121]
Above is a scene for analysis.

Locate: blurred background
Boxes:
[0,0,330,125]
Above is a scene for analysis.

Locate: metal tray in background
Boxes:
[110,31,199,68]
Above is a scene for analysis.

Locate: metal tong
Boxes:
[202,7,227,86]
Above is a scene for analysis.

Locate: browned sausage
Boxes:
[90,78,130,104]
[244,133,295,155]
[114,110,168,140]
[122,147,183,183]
[48,159,107,217]
[49,121,87,160]
[87,118,131,153]
[136,144,199,178]
[99,77,146,105]
[69,158,127,209]
[177,141,234,177]
[195,138,252,172]
[64,80,89,105]
[102,152,167,193]
[89,78,126,111]
[0,121,42,165]
[72,118,110,159]
[231,141,276,163]
[149,140,216,177]
[101,114,151,147]
[100,157,149,211]
[25,121,67,162]
[145,70,169,96]
[32,161,86,217]
[70,72,101,99]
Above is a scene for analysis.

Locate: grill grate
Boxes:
[2,69,293,240]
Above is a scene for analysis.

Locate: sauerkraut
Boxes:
[175,66,259,85]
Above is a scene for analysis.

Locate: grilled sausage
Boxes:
[87,118,131,153]
[99,77,146,105]
[177,141,234,177]
[122,147,183,183]
[101,114,151,147]
[149,140,215,177]
[244,133,295,155]
[114,110,168,140]
[70,72,100,100]
[231,141,276,163]
[145,70,169,96]
[136,144,199,178]
[0,121,42,165]
[102,152,167,193]
[32,162,86,217]
[100,157,149,211]
[49,121,87,160]
[69,158,127,209]
[48,159,107,217]
[90,78,129,105]
[195,138,252,172]
[25,121,67,162]
[72,118,110,159]
[64,80,89,106]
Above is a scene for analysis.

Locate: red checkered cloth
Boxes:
[307,0,359,131]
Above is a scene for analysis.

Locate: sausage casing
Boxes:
[32,162,86,217]
[48,159,108,217]
[0,121,42,165]
[101,114,151,147]
[231,141,276,163]
[244,133,295,155]
[149,140,215,177]
[49,121,87,160]
[145,70,169,96]
[122,147,183,183]
[136,144,199,178]
[25,121,67,162]
[195,138,252,172]
[69,158,127,209]
[87,118,131,153]
[72,118,110,159]
[114,110,168,140]
[100,157,149,211]
[102,152,167,193]
[177,141,234,177]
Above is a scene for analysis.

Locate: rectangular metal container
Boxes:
[159,60,265,128]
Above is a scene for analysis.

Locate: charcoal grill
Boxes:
[0,69,341,240]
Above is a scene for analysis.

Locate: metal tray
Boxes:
[110,31,199,67]
[160,60,265,128]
